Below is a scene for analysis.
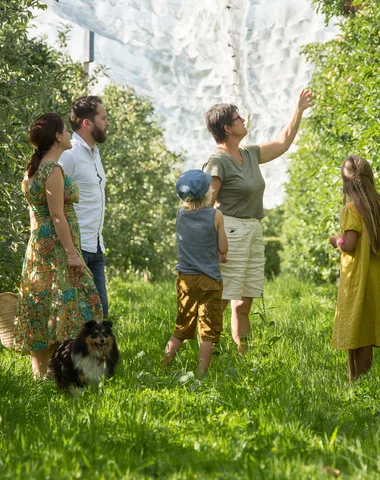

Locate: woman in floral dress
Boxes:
[14,113,103,378]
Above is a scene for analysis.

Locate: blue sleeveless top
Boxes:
[176,207,221,282]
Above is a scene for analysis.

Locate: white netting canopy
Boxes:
[31,0,337,207]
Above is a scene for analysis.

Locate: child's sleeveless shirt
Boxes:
[176,207,222,282]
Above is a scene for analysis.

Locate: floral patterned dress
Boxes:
[14,161,103,352]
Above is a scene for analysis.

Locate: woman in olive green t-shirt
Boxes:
[202,89,313,354]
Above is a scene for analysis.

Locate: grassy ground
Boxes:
[1,275,380,479]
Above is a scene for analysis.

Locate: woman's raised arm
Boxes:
[259,89,313,164]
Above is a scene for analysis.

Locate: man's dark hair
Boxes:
[70,96,103,131]
[204,103,238,144]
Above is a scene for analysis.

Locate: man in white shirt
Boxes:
[59,96,110,318]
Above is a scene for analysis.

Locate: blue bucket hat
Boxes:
[176,169,212,199]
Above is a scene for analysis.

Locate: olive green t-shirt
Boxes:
[202,145,265,219]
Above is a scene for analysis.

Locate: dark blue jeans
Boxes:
[82,242,108,319]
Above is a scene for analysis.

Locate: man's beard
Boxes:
[91,124,107,143]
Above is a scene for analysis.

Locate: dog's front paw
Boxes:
[68,385,84,397]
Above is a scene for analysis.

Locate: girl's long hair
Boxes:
[26,113,65,178]
[342,155,380,255]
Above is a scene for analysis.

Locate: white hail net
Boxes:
[31,0,337,207]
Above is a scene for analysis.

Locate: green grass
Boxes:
[1,275,380,479]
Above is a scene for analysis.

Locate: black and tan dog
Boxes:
[50,320,119,393]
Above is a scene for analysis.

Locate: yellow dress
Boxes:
[331,202,380,350]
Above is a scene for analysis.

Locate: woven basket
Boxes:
[0,292,17,349]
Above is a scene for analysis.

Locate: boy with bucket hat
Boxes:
[163,169,228,377]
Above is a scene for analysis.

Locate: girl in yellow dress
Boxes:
[330,156,380,381]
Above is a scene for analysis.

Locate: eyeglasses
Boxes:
[232,115,243,124]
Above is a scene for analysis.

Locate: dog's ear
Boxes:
[102,320,113,329]
[84,320,97,330]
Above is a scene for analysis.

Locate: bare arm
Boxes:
[45,166,84,273]
[259,89,313,164]
[215,210,228,255]
[330,230,358,253]
[209,176,228,262]
[209,176,223,207]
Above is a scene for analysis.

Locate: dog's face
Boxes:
[83,320,115,357]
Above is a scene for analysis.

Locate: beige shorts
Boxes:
[221,215,265,300]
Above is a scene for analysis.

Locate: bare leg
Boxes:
[231,297,253,354]
[198,341,213,378]
[31,344,57,378]
[354,346,373,379]
[162,336,183,368]
[348,346,373,381]
[348,350,356,381]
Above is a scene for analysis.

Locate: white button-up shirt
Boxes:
[59,132,106,253]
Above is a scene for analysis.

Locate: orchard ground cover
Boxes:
[1,275,380,479]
